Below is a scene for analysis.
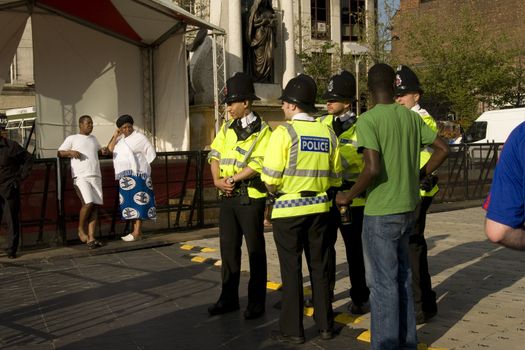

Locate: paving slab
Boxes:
[0,205,524,349]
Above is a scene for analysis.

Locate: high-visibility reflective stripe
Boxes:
[208,149,220,160]
[282,123,299,170]
[422,146,433,153]
[262,166,284,178]
[341,156,350,170]
[220,158,246,168]
[274,195,329,208]
[223,121,232,136]
[283,168,334,177]
[330,171,342,179]
[329,129,338,151]
[343,170,360,180]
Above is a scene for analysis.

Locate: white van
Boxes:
[464,107,525,143]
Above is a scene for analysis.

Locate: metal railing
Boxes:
[435,143,503,203]
[13,151,219,249]
[8,144,502,250]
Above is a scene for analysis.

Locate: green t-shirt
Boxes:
[356,103,437,215]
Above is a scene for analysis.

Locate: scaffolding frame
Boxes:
[211,32,227,134]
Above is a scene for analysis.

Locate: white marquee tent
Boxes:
[0,0,224,157]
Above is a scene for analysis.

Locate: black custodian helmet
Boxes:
[279,74,317,113]
[322,70,356,101]
[395,65,423,95]
[222,72,261,104]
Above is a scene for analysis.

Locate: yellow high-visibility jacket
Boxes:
[262,118,342,218]
[208,117,271,198]
[412,105,439,197]
[319,114,365,207]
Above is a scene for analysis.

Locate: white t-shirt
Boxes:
[58,134,102,178]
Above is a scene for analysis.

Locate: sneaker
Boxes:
[121,234,140,242]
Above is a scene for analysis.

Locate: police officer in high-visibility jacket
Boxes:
[319,70,370,315]
[263,74,342,344]
[207,72,271,320]
[395,65,438,324]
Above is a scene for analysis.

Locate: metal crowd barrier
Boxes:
[434,142,503,203]
[13,151,219,250]
[7,144,502,250]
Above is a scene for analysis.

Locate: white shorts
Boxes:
[73,176,103,205]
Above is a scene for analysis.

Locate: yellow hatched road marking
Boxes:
[200,247,217,252]
[304,307,314,316]
[334,313,363,325]
[267,281,282,290]
[357,330,447,350]
[180,244,194,250]
[357,330,371,342]
[191,256,208,263]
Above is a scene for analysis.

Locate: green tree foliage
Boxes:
[397,5,524,127]
[298,41,336,102]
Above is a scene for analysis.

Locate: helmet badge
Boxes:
[395,74,402,87]
[327,79,334,92]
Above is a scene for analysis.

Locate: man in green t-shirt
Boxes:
[336,64,449,350]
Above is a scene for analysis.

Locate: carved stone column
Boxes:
[227,0,243,76]
[282,0,296,85]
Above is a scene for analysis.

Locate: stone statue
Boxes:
[246,0,277,83]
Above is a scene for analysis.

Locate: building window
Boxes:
[341,0,365,42]
[311,0,330,40]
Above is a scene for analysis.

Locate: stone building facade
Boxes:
[188,0,377,149]
[2,1,378,150]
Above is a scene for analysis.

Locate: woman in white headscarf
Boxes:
[107,114,156,241]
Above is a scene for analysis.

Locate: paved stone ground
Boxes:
[0,206,524,349]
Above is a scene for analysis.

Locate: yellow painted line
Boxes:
[304,307,314,316]
[180,244,194,250]
[191,256,208,263]
[334,312,363,325]
[267,281,282,290]
[357,330,370,342]
[200,247,217,252]
[357,330,447,350]
[214,260,222,266]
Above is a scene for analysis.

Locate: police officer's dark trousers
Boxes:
[273,212,333,337]
[218,196,267,308]
[0,187,21,255]
[409,196,437,315]
[327,204,369,305]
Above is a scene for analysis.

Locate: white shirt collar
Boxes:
[240,112,256,128]
[335,111,355,122]
[411,104,421,112]
[292,113,315,121]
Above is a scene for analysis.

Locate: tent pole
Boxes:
[212,32,227,135]
[149,47,156,149]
